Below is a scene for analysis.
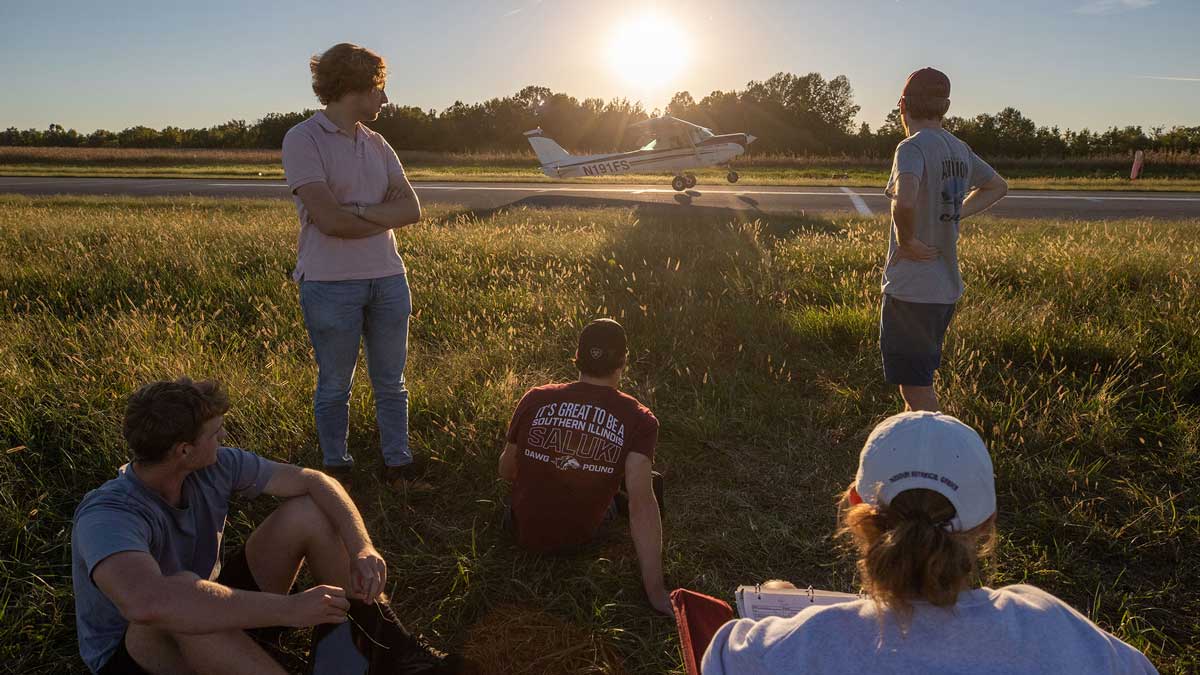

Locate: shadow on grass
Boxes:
[452,193,846,240]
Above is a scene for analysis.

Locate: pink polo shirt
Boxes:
[281,111,408,282]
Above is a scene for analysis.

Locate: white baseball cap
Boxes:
[855,411,996,532]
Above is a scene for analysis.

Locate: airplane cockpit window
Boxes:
[688,126,715,144]
[657,132,688,150]
[639,139,658,151]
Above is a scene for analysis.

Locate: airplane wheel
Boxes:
[727,171,739,183]
[672,176,687,191]
[684,174,697,189]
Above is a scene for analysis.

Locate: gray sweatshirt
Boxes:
[702,585,1157,675]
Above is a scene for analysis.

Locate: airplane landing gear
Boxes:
[726,171,739,183]
[684,173,697,189]
[672,175,687,191]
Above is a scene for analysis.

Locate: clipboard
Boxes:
[735,584,863,621]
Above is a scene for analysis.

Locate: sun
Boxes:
[608,13,689,89]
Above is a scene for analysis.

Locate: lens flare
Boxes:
[608,13,689,89]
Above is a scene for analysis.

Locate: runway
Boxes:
[3,176,1200,220]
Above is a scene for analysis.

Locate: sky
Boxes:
[1,0,1198,136]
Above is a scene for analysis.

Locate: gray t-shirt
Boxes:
[71,447,278,673]
[702,585,1157,675]
[883,128,997,304]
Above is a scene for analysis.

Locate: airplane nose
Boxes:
[746,134,757,145]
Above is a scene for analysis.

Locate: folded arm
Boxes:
[349,174,421,230]
[295,182,390,239]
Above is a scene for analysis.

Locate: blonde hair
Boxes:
[309,43,387,105]
[840,488,994,618]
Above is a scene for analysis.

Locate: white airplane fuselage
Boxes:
[536,136,750,179]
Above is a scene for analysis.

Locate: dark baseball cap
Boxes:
[576,318,627,374]
[901,67,951,99]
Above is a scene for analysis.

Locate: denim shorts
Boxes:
[880,294,957,386]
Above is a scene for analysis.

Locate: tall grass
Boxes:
[0,196,1197,673]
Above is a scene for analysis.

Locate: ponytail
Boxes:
[840,488,993,618]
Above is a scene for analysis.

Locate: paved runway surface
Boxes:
[3,176,1200,220]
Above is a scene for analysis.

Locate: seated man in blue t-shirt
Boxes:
[71,377,464,675]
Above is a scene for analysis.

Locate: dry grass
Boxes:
[463,606,627,675]
[0,196,1197,673]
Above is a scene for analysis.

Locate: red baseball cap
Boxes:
[901,67,951,99]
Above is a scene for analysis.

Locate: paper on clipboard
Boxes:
[735,585,862,621]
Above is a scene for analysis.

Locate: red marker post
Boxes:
[1130,150,1145,180]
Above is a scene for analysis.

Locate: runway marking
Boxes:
[840,187,873,216]
[1002,194,1200,202]
[850,191,1200,203]
[16,180,1194,204]
[409,185,1200,203]
[0,179,89,187]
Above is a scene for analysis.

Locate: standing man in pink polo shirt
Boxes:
[282,43,425,490]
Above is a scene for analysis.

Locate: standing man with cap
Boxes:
[497,318,670,615]
[282,43,426,490]
[702,411,1159,675]
[881,67,1009,412]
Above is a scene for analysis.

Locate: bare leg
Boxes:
[243,495,353,594]
[122,502,355,675]
[124,622,191,675]
[125,621,284,675]
[899,384,939,412]
[175,629,287,675]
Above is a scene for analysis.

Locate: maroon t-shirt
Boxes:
[505,382,658,553]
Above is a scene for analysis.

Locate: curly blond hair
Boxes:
[310,43,387,105]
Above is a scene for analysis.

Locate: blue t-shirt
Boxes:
[702,585,1158,675]
[70,447,278,673]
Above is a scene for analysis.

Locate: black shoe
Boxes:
[348,600,467,674]
[324,464,354,489]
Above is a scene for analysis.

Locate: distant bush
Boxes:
[4,74,1198,157]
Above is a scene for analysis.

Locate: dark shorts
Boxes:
[98,546,274,675]
[880,294,957,387]
[502,472,664,552]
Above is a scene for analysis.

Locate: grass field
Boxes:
[4,146,1200,192]
[1,195,1197,673]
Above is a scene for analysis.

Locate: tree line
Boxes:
[4,73,1198,158]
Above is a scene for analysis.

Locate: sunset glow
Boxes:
[608,13,689,90]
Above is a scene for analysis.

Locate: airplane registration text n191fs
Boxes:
[525,116,756,191]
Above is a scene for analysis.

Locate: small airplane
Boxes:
[524,116,756,191]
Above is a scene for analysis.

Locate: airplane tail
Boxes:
[524,128,571,167]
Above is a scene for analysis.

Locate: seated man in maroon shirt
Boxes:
[498,318,670,614]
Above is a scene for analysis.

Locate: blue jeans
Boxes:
[299,274,411,468]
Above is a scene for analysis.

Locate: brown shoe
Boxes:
[381,462,433,493]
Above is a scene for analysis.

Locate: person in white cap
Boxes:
[702,411,1158,675]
